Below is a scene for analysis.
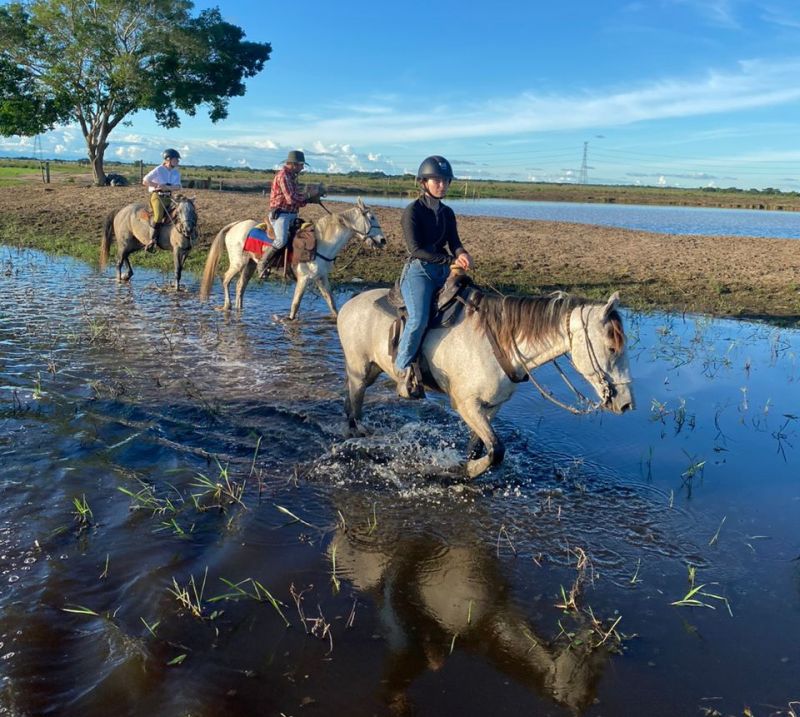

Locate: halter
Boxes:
[171,198,197,246]
[508,301,626,415]
[317,204,384,266]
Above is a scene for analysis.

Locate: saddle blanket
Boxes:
[243,227,273,257]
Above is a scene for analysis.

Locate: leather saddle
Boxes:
[250,218,315,277]
[378,270,484,369]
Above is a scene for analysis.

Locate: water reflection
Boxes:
[329,494,611,715]
[1,247,799,716]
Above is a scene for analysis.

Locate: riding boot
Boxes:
[256,245,280,280]
[145,223,160,253]
[396,364,425,400]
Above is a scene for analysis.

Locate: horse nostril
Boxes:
[619,401,633,413]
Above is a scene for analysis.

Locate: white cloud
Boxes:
[203,57,800,149]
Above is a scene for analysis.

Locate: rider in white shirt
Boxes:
[142,148,182,253]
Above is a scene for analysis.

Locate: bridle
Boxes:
[508,301,625,415]
[317,204,385,266]
[171,198,197,247]
[351,205,384,247]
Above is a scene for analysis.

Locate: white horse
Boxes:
[337,289,635,478]
[199,198,386,319]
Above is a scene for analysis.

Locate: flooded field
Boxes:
[1,248,798,717]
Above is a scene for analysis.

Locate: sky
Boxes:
[5,0,800,190]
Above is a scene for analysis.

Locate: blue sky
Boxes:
[5,0,800,190]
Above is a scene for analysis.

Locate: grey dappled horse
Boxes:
[198,198,386,319]
[100,196,198,290]
[337,289,634,478]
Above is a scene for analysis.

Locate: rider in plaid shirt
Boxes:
[257,150,321,278]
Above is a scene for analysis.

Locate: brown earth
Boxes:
[2,184,800,323]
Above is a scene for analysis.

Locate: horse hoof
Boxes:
[465,456,492,480]
[347,424,370,438]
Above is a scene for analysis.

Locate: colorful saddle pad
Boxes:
[243,226,272,257]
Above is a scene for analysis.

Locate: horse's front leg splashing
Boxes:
[457,400,505,479]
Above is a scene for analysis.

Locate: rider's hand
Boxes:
[455,252,473,271]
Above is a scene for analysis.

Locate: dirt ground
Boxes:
[2,183,800,322]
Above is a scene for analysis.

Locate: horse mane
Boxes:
[476,292,625,355]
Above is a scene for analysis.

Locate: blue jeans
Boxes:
[395,259,449,370]
[271,211,297,249]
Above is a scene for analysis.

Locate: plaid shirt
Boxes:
[269,166,306,213]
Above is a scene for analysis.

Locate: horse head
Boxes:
[567,292,634,414]
[171,195,198,248]
[353,197,386,249]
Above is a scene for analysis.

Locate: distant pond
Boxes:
[330,195,800,239]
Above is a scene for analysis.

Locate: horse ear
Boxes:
[602,291,620,321]
[357,197,365,209]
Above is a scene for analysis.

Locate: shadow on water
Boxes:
[1,248,799,716]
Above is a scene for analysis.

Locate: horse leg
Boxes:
[288,274,310,320]
[173,247,183,291]
[344,361,382,436]
[466,432,486,460]
[456,401,505,479]
[117,246,133,282]
[315,274,338,319]
[236,260,256,312]
[220,263,243,311]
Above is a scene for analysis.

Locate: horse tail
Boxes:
[100,211,115,270]
[199,221,236,300]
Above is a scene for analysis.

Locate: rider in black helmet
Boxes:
[394,155,474,399]
[142,148,183,253]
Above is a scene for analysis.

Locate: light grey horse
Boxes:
[100,196,198,290]
[337,289,634,478]
[199,198,386,319]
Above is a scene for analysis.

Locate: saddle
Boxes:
[137,205,177,225]
[243,218,316,277]
[380,269,484,377]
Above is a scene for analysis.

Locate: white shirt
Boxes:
[143,165,182,192]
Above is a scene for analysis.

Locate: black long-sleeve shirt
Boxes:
[401,196,465,264]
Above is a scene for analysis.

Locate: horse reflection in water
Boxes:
[329,513,608,715]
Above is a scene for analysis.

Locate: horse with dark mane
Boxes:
[100,196,198,290]
[337,288,634,478]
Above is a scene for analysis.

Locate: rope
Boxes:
[476,275,603,415]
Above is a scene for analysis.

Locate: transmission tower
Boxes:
[578,141,589,184]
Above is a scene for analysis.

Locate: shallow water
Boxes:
[0,248,798,717]
[331,194,800,238]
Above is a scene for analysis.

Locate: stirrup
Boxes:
[397,365,425,400]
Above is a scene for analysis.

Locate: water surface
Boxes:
[332,195,800,238]
[0,249,798,716]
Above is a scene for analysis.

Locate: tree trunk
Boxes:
[88,142,108,186]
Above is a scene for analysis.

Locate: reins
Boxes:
[481,281,609,415]
[329,204,381,273]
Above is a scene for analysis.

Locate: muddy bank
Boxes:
[1,184,799,321]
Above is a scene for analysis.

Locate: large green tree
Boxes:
[0,0,271,185]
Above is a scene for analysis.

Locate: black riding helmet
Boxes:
[416,155,454,181]
[162,148,181,160]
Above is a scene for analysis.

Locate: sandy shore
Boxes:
[2,184,799,322]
